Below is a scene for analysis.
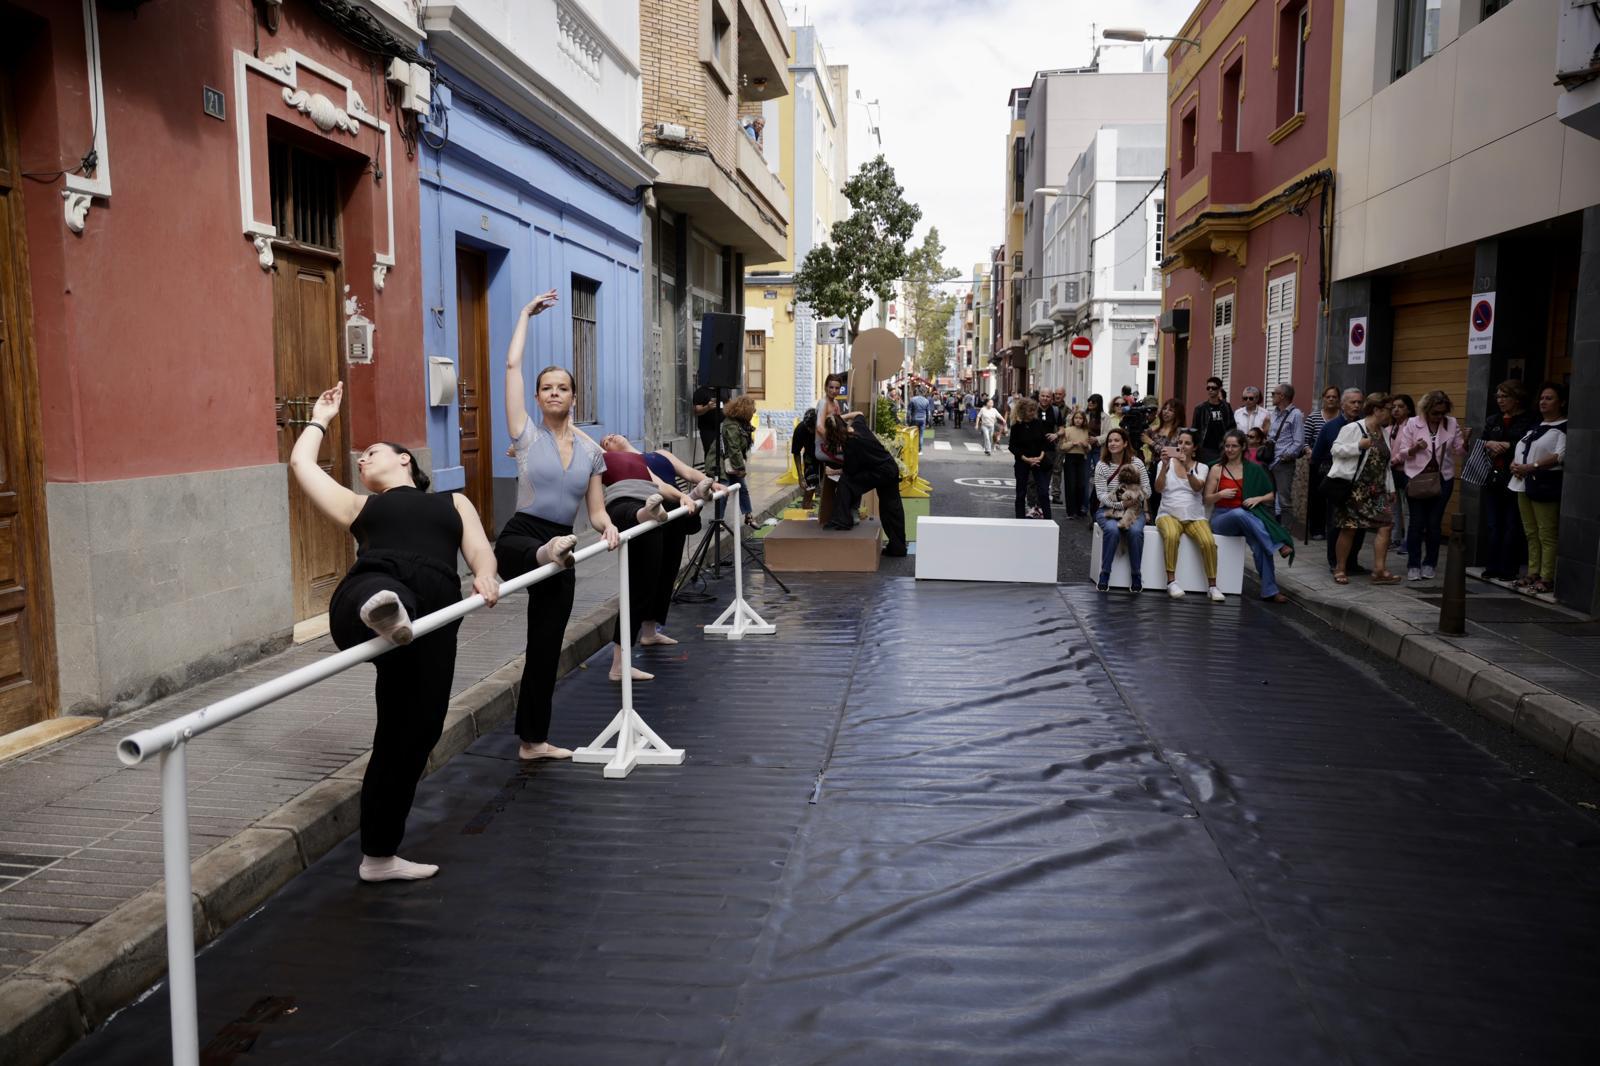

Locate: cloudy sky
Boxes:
[786,0,1196,276]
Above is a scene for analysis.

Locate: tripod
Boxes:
[675,386,789,601]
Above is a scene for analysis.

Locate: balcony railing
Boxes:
[1027,298,1054,335]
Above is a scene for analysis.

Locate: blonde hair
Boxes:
[1418,390,1453,417]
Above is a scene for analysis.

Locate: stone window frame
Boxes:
[702,0,737,98]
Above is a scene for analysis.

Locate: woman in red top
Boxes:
[1204,430,1292,603]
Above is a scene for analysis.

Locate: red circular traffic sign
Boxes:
[1349,322,1365,347]
[1069,336,1093,359]
[1471,300,1493,332]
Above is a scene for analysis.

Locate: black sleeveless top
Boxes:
[349,487,461,576]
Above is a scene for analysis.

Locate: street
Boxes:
[57,420,1600,1064]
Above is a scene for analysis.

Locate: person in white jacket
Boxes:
[1328,393,1399,585]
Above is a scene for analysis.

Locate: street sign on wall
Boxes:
[1069,336,1092,359]
[1467,293,1495,355]
[1348,316,1368,365]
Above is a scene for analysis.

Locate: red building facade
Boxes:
[1,0,427,729]
[1160,0,1341,418]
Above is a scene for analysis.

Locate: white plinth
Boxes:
[916,516,1058,584]
[1090,524,1246,595]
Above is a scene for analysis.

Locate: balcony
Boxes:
[1209,151,1255,205]
[1049,280,1079,324]
[653,133,790,261]
[737,0,790,101]
[1027,298,1053,335]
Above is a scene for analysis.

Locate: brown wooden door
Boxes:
[0,65,57,733]
[273,251,351,621]
[455,248,492,530]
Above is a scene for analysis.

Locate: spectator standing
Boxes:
[1234,387,1271,436]
[1479,380,1536,581]
[1192,378,1232,463]
[714,394,757,527]
[1082,394,1105,515]
[1205,429,1293,603]
[691,384,724,464]
[1144,399,1185,516]
[1266,384,1305,529]
[1313,388,1368,574]
[1093,427,1151,593]
[1392,390,1468,581]
[1155,430,1224,602]
[908,388,931,450]
[1058,410,1091,518]
[1304,385,1340,539]
[1385,394,1416,543]
[1330,394,1399,584]
[1508,383,1568,595]
[1008,397,1053,520]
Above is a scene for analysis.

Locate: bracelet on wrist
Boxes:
[306,422,327,434]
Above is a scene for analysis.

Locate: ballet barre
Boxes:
[112,484,774,1066]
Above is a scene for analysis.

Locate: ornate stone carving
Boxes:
[282,87,359,135]
[262,51,295,77]
[372,262,388,291]
[557,2,603,83]
[254,236,275,271]
[62,191,92,234]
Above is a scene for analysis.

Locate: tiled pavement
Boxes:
[0,458,794,981]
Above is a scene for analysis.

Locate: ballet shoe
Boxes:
[638,632,679,646]
[358,855,438,882]
[690,478,715,502]
[608,666,655,682]
[640,493,668,524]
[359,590,414,645]
[539,535,578,569]
[518,741,573,761]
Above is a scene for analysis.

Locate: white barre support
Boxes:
[704,494,775,640]
[572,536,685,778]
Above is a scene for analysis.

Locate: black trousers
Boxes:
[1014,458,1052,519]
[606,498,664,646]
[329,555,461,858]
[495,512,576,744]
[833,469,907,551]
[648,510,696,626]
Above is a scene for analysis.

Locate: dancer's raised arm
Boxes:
[504,289,559,440]
[290,382,363,529]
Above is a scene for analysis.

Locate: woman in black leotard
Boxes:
[289,383,500,884]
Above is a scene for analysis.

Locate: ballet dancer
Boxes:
[820,413,908,556]
[289,382,500,882]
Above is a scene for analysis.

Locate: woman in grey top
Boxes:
[494,290,620,761]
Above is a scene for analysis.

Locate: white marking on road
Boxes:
[933,440,951,451]
[964,443,984,453]
[953,477,1016,487]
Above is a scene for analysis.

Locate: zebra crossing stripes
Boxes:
[964,442,985,453]
[933,440,952,451]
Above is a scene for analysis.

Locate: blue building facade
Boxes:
[418,64,647,527]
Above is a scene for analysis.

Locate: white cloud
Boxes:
[788,0,1196,273]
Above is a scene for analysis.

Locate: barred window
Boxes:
[571,277,599,423]
[268,141,339,251]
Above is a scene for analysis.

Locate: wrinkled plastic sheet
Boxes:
[58,579,1600,1065]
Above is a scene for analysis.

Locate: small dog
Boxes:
[1109,465,1147,529]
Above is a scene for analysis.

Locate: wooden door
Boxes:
[0,65,58,732]
[454,248,492,530]
[273,251,351,621]
[1390,266,1472,524]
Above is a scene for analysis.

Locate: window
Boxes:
[702,0,735,94]
[268,141,340,251]
[1212,294,1235,397]
[1153,201,1165,262]
[571,277,599,423]
[1221,59,1243,152]
[1264,273,1295,407]
[1012,137,1025,203]
[1277,1,1310,125]
[744,330,765,398]
[1393,0,1441,81]
[1180,107,1198,176]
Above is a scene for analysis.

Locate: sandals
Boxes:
[1371,571,1402,585]
[1530,580,1554,595]
[1333,571,1349,585]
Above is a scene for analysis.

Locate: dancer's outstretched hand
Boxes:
[311,382,344,425]
[523,289,559,317]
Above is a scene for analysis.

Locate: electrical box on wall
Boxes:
[346,314,374,364]
[1557,0,1600,138]
[428,357,458,406]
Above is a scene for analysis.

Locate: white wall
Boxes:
[1335,0,1600,279]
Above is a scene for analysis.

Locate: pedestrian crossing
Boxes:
[933,440,951,451]
[964,442,985,453]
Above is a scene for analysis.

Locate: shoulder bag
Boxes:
[1322,427,1368,508]
[1406,426,1442,499]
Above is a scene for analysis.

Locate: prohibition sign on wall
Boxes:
[1348,316,1368,365]
[1467,292,1496,355]
[1069,336,1093,359]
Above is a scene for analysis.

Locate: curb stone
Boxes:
[1512,693,1595,761]
[0,479,798,1066]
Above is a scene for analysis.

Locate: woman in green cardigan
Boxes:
[1205,429,1294,603]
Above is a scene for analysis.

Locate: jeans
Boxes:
[1061,454,1087,516]
[1095,509,1146,581]
[715,474,752,518]
[1212,507,1280,598]
[1404,477,1453,570]
[1483,485,1525,578]
[1015,459,1052,519]
[911,421,926,450]
[1517,492,1560,582]
[1271,462,1297,529]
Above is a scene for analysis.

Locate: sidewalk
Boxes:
[0,457,796,1066]
[1272,536,1600,779]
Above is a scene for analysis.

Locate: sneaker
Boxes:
[1207,587,1225,603]
[1421,565,1436,580]
[1406,568,1421,582]
[1130,578,1143,594]
[1167,581,1185,598]
[1097,574,1110,593]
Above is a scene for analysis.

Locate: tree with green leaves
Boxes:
[902,227,960,381]
[794,155,921,341]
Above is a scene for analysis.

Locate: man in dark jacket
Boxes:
[1311,388,1368,573]
[1191,377,1232,463]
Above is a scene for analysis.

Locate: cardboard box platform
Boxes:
[764,518,883,572]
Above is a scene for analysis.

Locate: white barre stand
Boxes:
[703,501,775,640]
[573,513,688,778]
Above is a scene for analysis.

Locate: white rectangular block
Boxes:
[916,516,1058,584]
[1090,524,1246,595]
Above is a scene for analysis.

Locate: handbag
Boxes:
[1459,440,1493,487]
[1322,427,1369,508]
[1406,428,1442,499]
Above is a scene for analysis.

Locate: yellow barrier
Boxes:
[895,426,932,498]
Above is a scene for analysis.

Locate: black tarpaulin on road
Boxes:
[57,578,1600,1065]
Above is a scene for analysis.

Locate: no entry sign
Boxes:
[1467,292,1495,355]
[1069,336,1093,359]
[1348,316,1368,365]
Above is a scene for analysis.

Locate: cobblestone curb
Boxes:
[0,485,798,1066]
[1280,580,1600,779]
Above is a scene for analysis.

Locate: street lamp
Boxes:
[1029,188,1090,204]
[1104,27,1203,47]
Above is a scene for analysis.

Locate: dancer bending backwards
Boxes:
[496,290,620,761]
[600,435,720,650]
[290,382,499,883]
[821,413,908,557]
